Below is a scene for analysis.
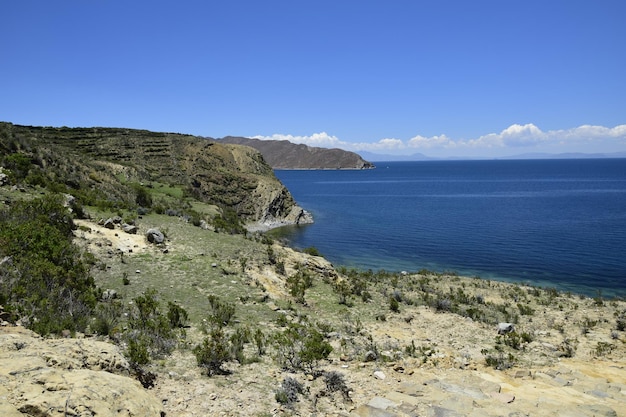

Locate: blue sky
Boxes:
[2,1,625,158]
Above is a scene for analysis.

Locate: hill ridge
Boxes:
[219,136,375,169]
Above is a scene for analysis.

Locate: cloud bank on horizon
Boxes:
[253,124,626,159]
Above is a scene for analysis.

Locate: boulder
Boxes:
[497,322,515,335]
[146,228,165,244]
[122,223,138,234]
[103,218,116,229]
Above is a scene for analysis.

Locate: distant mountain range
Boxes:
[357,150,626,162]
[218,136,375,169]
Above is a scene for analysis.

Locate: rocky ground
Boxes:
[0,326,163,416]
[1,218,625,417]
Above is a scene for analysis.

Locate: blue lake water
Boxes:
[273,159,626,298]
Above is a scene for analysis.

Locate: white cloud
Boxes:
[407,134,455,149]
[251,132,343,148]
[253,124,626,157]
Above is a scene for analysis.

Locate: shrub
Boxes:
[324,371,351,402]
[2,152,32,181]
[616,314,626,331]
[212,206,245,234]
[517,303,534,316]
[273,322,333,372]
[499,332,526,350]
[253,328,267,356]
[303,246,321,256]
[333,279,352,306]
[389,296,400,313]
[434,297,452,312]
[286,268,313,304]
[594,342,615,357]
[275,377,305,407]
[167,302,189,328]
[92,300,123,337]
[229,327,251,364]
[482,348,516,370]
[207,295,236,328]
[0,195,97,335]
[127,338,150,366]
[194,327,232,376]
[125,289,180,361]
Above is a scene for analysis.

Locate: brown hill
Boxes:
[219,136,375,169]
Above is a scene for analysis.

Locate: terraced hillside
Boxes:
[0,122,311,228]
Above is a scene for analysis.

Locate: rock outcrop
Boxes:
[0,326,163,416]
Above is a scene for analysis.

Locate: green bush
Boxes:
[229,327,251,364]
[253,328,267,356]
[0,195,97,335]
[212,206,245,234]
[207,295,236,328]
[303,246,321,256]
[482,347,516,370]
[389,296,400,313]
[127,338,151,366]
[273,321,333,372]
[132,183,153,208]
[286,268,313,304]
[2,152,32,181]
[92,300,123,337]
[194,327,233,376]
[167,302,189,328]
[125,289,180,361]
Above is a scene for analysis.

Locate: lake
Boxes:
[273,159,626,298]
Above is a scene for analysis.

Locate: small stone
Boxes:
[364,350,377,362]
[373,371,386,380]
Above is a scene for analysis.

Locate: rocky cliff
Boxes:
[219,136,375,170]
[0,122,312,229]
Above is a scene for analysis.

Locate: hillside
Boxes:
[0,122,312,230]
[219,136,375,169]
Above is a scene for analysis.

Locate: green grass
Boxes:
[150,182,185,200]
[88,209,278,326]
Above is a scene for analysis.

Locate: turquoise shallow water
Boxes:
[273,159,626,298]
